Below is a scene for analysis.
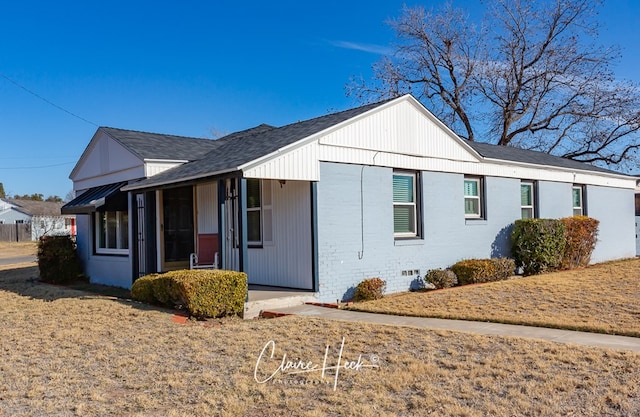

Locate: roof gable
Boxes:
[100,127,219,161]
[123,99,394,190]
[6,199,63,216]
[117,94,632,191]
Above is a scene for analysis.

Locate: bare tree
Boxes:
[349,0,640,169]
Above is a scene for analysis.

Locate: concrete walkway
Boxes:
[269,304,640,353]
[0,256,36,266]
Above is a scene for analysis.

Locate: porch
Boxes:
[244,284,317,319]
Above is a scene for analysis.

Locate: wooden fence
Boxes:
[0,223,32,242]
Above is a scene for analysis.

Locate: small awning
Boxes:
[61,182,128,215]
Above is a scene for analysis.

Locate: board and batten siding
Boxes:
[246,180,313,289]
[195,182,218,234]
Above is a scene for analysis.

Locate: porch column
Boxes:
[238,178,248,273]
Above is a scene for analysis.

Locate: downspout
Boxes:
[358,151,380,260]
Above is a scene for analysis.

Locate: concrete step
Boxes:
[244,293,317,319]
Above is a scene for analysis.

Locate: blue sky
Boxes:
[1,0,638,199]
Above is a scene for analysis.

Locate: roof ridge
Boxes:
[100,126,209,142]
[275,97,397,130]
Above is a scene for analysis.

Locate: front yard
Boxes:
[1,262,639,416]
[350,258,640,337]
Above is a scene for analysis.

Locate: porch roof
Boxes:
[61,181,128,215]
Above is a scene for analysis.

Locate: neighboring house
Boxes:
[0,198,76,240]
[62,95,636,301]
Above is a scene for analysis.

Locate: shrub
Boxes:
[490,258,516,280]
[425,269,457,289]
[151,274,182,306]
[170,270,247,318]
[37,235,83,284]
[450,259,497,285]
[130,274,159,304]
[353,277,386,302]
[560,216,599,270]
[511,219,566,276]
[130,270,247,318]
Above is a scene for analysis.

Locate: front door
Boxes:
[161,186,194,270]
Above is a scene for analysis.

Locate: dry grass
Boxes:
[0,241,37,259]
[0,264,639,416]
[351,258,640,337]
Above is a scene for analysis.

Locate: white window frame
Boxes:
[393,171,419,238]
[246,179,274,247]
[521,181,535,219]
[247,179,262,246]
[572,185,585,216]
[95,211,129,255]
[464,176,483,219]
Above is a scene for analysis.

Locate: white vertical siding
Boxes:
[145,162,185,177]
[243,142,319,181]
[196,182,218,234]
[247,180,313,289]
[318,100,478,162]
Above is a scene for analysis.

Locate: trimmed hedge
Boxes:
[450,259,496,285]
[425,269,457,289]
[511,219,566,276]
[560,216,599,270]
[353,277,386,301]
[450,258,516,285]
[172,270,247,318]
[130,274,158,304]
[131,269,247,318]
[37,235,83,284]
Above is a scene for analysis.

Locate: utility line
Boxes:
[0,72,98,127]
[0,162,75,169]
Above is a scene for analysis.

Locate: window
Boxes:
[393,172,420,238]
[95,211,128,254]
[246,179,273,246]
[572,185,586,216]
[15,219,25,224]
[521,181,535,219]
[635,194,640,217]
[464,176,484,219]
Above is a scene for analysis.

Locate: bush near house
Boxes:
[450,258,516,285]
[425,269,457,289]
[171,270,247,319]
[130,274,158,304]
[37,235,83,284]
[131,270,247,318]
[511,219,566,276]
[560,216,599,270]
[353,277,386,301]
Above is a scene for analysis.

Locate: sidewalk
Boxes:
[267,304,640,353]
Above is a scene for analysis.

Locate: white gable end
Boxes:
[243,96,480,181]
[70,130,145,190]
[318,98,479,163]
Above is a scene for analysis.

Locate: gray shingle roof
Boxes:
[100,127,220,161]
[465,141,619,175]
[120,96,628,191]
[123,99,394,190]
[7,199,64,217]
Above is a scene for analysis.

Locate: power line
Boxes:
[0,162,75,169]
[0,72,98,127]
